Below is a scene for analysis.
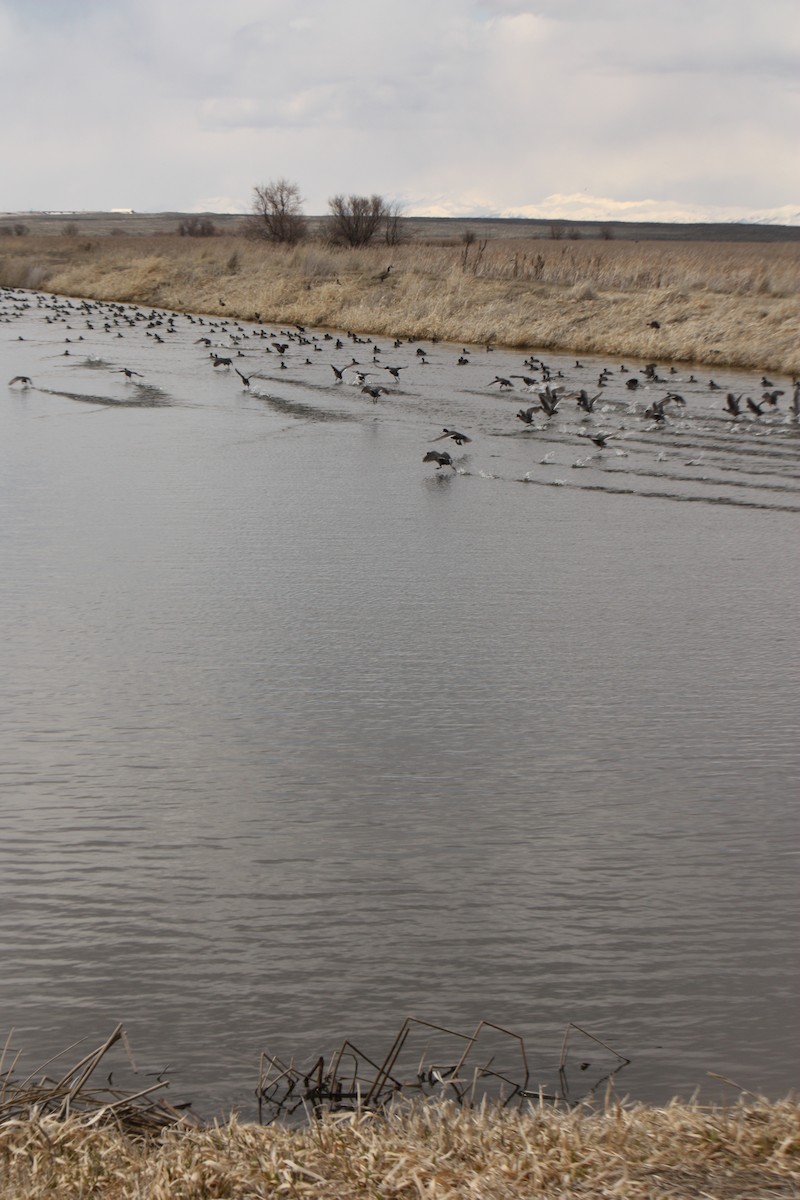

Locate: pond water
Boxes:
[1,287,798,1119]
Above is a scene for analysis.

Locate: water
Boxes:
[1,288,798,1118]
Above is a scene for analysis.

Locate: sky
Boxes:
[1,0,799,223]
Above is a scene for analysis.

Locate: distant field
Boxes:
[2,215,799,374]
[3,209,800,243]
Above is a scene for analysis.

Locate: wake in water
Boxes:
[42,386,171,407]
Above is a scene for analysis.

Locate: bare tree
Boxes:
[248,179,306,245]
[328,194,389,247]
[383,199,407,246]
[178,216,217,237]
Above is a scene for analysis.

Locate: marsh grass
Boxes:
[0,1096,797,1199]
[1,234,799,373]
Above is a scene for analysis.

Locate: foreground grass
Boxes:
[0,1097,797,1199]
[2,234,799,375]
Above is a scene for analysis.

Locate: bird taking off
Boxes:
[362,385,389,401]
[434,427,472,445]
[9,375,33,387]
[423,450,456,470]
[586,431,614,448]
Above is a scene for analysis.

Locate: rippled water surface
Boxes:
[1,288,798,1117]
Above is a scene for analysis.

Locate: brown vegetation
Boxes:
[1,229,798,373]
[1,1029,797,1197]
[0,1096,798,1199]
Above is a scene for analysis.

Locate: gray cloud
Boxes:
[0,0,797,220]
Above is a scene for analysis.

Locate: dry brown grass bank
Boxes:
[2,234,799,374]
[0,1097,797,1199]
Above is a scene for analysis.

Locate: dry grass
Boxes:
[1,234,799,374]
[0,1096,797,1199]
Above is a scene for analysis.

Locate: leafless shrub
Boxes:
[384,200,407,246]
[549,222,565,240]
[62,222,79,237]
[247,179,307,245]
[328,194,389,247]
[178,217,218,237]
[599,223,615,240]
[13,223,29,237]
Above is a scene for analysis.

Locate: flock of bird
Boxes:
[4,287,800,493]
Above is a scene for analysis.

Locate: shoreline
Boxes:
[1,1095,797,1198]
[1,233,799,375]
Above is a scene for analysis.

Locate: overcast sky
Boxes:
[2,0,799,222]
